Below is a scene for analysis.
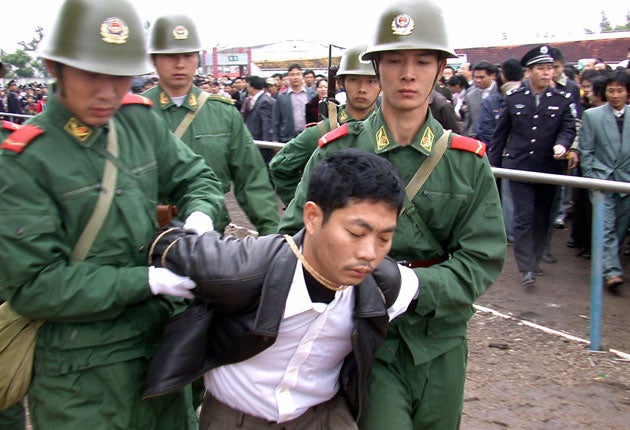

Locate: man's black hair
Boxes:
[501,58,524,82]
[307,148,405,223]
[247,75,265,90]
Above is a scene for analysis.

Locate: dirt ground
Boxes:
[462,223,630,430]
[227,192,630,429]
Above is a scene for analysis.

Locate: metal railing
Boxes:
[0,113,34,121]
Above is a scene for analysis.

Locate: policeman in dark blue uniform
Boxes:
[488,45,577,287]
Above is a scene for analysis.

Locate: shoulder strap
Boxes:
[398,130,451,255]
[70,119,119,262]
[174,91,210,138]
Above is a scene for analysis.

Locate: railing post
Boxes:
[589,190,605,351]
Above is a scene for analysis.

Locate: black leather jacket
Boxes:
[143,229,402,420]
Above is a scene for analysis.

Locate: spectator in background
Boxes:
[230,76,247,110]
[271,63,315,142]
[446,73,470,127]
[458,62,473,86]
[23,95,37,116]
[242,75,276,164]
[461,60,499,138]
[265,77,280,99]
[578,69,629,294]
[568,72,609,261]
[305,78,328,124]
[429,88,460,133]
[209,80,231,98]
[442,64,455,82]
[540,47,583,265]
[197,79,212,93]
[580,69,609,110]
[6,79,23,123]
[478,58,524,245]
[303,68,317,92]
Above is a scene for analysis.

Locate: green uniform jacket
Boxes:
[269,106,369,206]
[279,110,506,364]
[144,85,279,235]
[0,92,226,376]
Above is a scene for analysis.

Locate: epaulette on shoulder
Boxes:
[2,120,20,132]
[1,124,44,154]
[507,86,525,96]
[451,135,486,157]
[318,122,348,148]
[121,93,153,106]
[208,94,235,105]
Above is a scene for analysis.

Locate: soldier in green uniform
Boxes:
[0,0,227,428]
[278,1,506,428]
[144,14,279,236]
[0,119,26,430]
[269,43,381,206]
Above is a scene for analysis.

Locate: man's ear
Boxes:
[44,60,57,77]
[303,201,323,234]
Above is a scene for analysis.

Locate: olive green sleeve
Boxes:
[151,109,230,232]
[225,108,279,235]
[270,123,326,207]
[413,154,506,320]
[0,157,151,322]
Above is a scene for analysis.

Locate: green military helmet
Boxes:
[362,0,458,61]
[39,0,151,76]
[337,44,376,77]
[148,14,202,54]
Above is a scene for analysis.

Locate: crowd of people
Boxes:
[0,0,628,429]
[0,80,49,123]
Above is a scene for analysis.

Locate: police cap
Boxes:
[521,45,554,67]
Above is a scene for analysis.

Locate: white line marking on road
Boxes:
[473,304,630,360]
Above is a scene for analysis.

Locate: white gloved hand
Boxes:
[148,266,196,299]
[184,211,214,235]
[553,144,567,159]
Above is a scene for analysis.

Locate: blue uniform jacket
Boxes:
[488,82,576,173]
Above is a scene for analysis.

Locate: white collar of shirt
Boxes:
[612,106,626,118]
[252,90,264,104]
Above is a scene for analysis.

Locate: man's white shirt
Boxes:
[205,261,418,422]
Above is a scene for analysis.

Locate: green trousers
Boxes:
[29,357,196,430]
[359,339,467,430]
[0,402,25,429]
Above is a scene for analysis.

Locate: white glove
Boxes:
[553,144,567,159]
[148,266,196,299]
[184,211,214,234]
